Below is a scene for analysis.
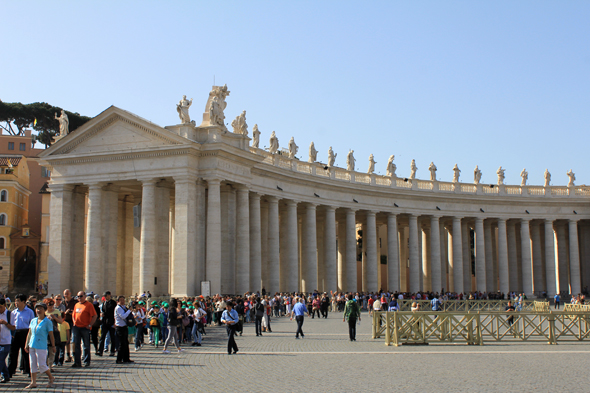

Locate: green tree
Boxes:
[0,101,91,148]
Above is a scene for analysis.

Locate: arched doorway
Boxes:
[11,246,37,292]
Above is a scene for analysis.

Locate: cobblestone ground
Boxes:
[5,311,590,392]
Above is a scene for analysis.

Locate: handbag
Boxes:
[124,308,136,328]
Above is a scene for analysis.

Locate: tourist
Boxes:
[254,297,264,336]
[148,304,162,348]
[43,299,62,372]
[0,298,14,383]
[53,312,69,366]
[162,300,184,354]
[89,295,101,353]
[97,291,117,357]
[388,299,399,311]
[71,291,97,368]
[191,302,205,346]
[114,296,133,364]
[431,295,442,311]
[290,297,309,339]
[8,293,34,378]
[133,302,146,352]
[24,303,55,389]
[342,294,361,341]
[554,293,560,310]
[220,301,239,355]
[505,301,516,326]
[62,289,77,363]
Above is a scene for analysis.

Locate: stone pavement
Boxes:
[5,311,590,392]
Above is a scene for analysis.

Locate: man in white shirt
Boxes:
[0,298,16,383]
[114,296,133,365]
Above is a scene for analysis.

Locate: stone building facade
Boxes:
[39,87,590,298]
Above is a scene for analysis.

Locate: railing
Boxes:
[248,149,588,198]
[564,304,590,312]
[534,301,550,312]
[372,310,590,346]
[393,299,546,312]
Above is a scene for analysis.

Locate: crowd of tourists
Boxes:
[0,286,586,388]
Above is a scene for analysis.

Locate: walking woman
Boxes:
[162,301,184,354]
[24,303,55,389]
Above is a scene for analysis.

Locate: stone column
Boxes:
[569,220,581,295]
[544,219,557,297]
[345,209,357,292]
[462,220,472,293]
[124,197,134,295]
[168,197,175,295]
[102,185,119,293]
[520,219,533,297]
[507,221,518,292]
[451,217,463,294]
[285,200,299,293]
[497,218,509,295]
[174,176,198,296]
[531,222,544,294]
[317,217,325,292]
[387,213,399,292]
[260,201,269,290]
[249,193,262,292]
[556,223,568,294]
[324,206,338,293]
[409,214,420,293]
[235,186,250,294]
[155,184,170,296]
[365,211,378,292]
[475,217,486,292]
[267,196,280,294]
[139,180,157,295]
[220,185,236,295]
[69,187,86,293]
[196,180,206,287]
[337,215,346,292]
[361,222,367,291]
[302,203,318,292]
[484,221,494,292]
[47,184,74,295]
[85,184,104,293]
[422,225,431,292]
[430,216,441,293]
[441,222,449,291]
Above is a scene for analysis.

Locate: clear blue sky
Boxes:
[2,1,589,186]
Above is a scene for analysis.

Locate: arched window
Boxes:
[0,237,5,249]
[0,214,6,226]
[0,190,7,202]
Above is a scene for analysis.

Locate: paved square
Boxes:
[5,312,589,392]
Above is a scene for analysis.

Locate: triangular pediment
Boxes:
[39,106,191,157]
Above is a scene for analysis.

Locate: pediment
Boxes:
[39,106,190,157]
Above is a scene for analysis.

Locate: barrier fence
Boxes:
[390,299,548,312]
[372,310,590,346]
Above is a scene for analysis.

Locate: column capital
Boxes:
[345,208,358,214]
[137,177,160,186]
[174,175,199,184]
[305,202,318,209]
[569,218,579,224]
[234,183,250,192]
[475,216,485,223]
[250,192,261,201]
[324,205,336,212]
[497,217,507,223]
[285,199,299,207]
[366,210,377,216]
[452,216,463,223]
[544,218,555,224]
[104,184,121,193]
[267,195,279,204]
[47,183,76,193]
[86,182,106,191]
[203,177,222,186]
[520,217,532,223]
[430,215,442,220]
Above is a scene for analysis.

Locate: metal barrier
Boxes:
[533,301,550,312]
[393,299,547,312]
[372,310,590,346]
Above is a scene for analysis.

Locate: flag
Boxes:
[33,118,37,127]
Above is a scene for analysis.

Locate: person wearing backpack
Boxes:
[342,294,361,341]
[431,295,442,311]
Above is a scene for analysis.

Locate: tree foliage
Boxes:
[0,101,91,148]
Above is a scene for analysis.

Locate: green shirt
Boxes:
[343,300,360,321]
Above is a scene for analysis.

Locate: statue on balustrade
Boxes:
[474,165,482,184]
[309,142,318,163]
[567,169,576,187]
[386,155,397,178]
[177,95,193,124]
[346,150,356,171]
[497,166,506,185]
[328,146,337,167]
[452,164,460,183]
[428,162,437,181]
[207,85,230,130]
[368,154,376,174]
[269,131,279,154]
[288,137,298,158]
[54,109,69,136]
[410,159,417,179]
[252,124,261,148]
[544,169,551,187]
[520,168,528,186]
[231,110,248,136]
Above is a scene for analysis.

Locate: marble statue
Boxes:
[474,165,482,184]
[410,159,417,179]
[206,84,230,130]
[54,110,69,136]
[428,162,437,181]
[176,95,193,124]
[544,169,551,187]
[231,110,248,135]
[252,124,261,148]
[520,168,528,186]
[288,137,298,158]
[452,164,461,183]
[386,155,397,178]
[367,154,376,174]
[346,150,356,172]
[328,146,337,167]
[269,131,279,154]
[309,142,318,163]
[497,166,506,185]
[567,169,576,187]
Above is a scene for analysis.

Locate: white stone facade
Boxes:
[39,89,590,298]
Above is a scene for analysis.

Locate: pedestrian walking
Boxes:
[342,294,361,341]
[71,291,97,368]
[290,298,309,339]
[220,301,239,355]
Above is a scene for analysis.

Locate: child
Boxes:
[148,305,162,348]
[53,312,70,366]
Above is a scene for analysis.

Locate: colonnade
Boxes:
[47,178,586,298]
